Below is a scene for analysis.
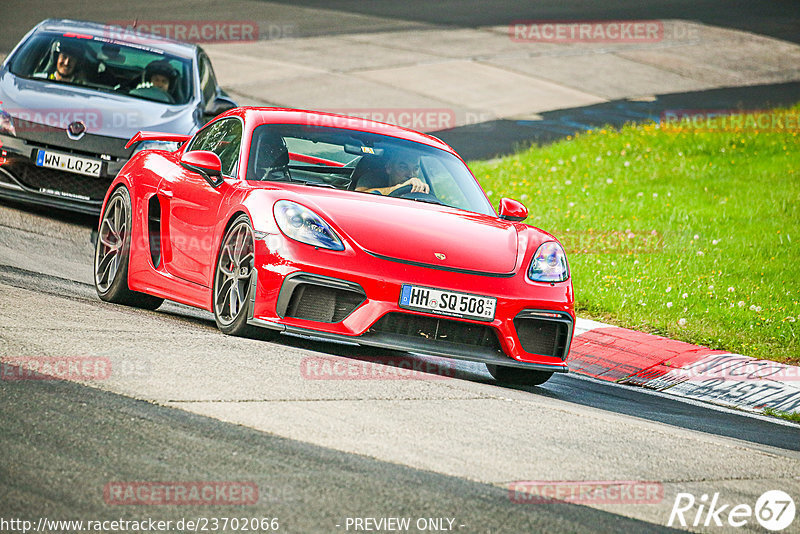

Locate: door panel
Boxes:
[159,117,242,286]
[159,167,224,287]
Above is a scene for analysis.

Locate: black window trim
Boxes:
[195,49,219,107]
[186,115,245,179]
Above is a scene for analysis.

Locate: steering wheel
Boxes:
[388,184,414,197]
[388,184,443,204]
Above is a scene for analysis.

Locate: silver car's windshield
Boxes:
[8,32,193,105]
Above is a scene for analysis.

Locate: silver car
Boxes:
[0,19,236,214]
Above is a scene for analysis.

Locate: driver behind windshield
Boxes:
[36,40,85,84]
[132,59,178,103]
[356,149,430,195]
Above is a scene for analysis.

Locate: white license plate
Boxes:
[399,284,496,322]
[35,149,102,177]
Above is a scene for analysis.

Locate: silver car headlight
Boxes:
[131,140,181,156]
[0,110,16,136]
[273,200,345,251]
[527,241,569,282]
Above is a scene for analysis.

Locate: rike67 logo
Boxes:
[668,490,796,531]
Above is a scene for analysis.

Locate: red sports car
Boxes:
[94,107,574,385]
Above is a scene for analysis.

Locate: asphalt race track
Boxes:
[1,2,799,533]
[1,193,799,532]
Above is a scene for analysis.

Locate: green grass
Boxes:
[763,407,800,423]
[472,107,800,364]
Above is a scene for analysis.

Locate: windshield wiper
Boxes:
[296,180,336,188]
[412,197,446,206]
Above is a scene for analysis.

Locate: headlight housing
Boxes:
[527,241,569,282]
[273,200,344,251]
[0,110,16,137]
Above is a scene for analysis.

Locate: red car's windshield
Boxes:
[247,123,495,216]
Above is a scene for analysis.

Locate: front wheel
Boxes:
[94,186,163,310]
[213,215,273,339]
[487,364,553,386]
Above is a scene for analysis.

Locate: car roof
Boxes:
[225,107,456,154]
[35,19,198,59]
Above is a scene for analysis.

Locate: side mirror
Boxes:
[204,96,237,118]
[180,150,224,187]
[498,197,528,222]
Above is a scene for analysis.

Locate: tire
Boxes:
[94,186,164,310]
[486,364,553,386]
[212,214,273,339]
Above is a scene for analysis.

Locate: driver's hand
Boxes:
[403,177,430,194]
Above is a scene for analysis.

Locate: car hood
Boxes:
[0,71,198,138]
[298,190,524,274]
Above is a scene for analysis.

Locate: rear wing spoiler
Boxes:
[125,131,192,149]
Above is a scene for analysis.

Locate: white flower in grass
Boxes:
[607,178,614,183]
[682,293,688,299]
[666,302,673,308]
[666,286,672,293]
[697,250,704,256]
[727,287,735,292]
[737,301,745,307]
[678,318,687,326]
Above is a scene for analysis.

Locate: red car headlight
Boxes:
[273,200,345,251]
[527,241,569,282]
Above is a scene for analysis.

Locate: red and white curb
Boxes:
[570,318,800,414]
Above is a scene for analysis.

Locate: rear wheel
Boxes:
[487,364,553,386]
[213,215,272,339]
[94,186,163,310]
